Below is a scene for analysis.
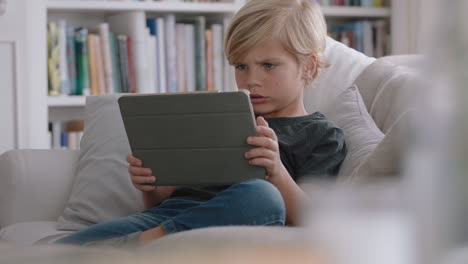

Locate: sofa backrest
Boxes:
[354,55,424,133]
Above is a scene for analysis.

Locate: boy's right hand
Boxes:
[126,154,158,192]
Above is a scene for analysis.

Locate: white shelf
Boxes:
[48,96,86,107]
[321,6,390,18]
[47,0,238,14]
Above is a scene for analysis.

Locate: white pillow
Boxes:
[57,94,144,231]
[322,85,384,180]
[304,37,376,114]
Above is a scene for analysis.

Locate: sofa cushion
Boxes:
[348,110,411,181]
[0,150,79,227]
[303,37,376,114]
[0,221,72,245]
[322,85,384,179]
[57,94,144,231]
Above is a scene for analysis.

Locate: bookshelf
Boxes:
[0,0,404,153]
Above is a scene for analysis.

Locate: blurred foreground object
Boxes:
[403,0,468,263]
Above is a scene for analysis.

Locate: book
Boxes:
[211,24,223,92]
[98,23,115,94]
[108,11,148,93]
[176,23,186,92]
[75,27,91,96]
[205,28,214,91]
[66,26,77,95]
[109,32,121,93]
[47,22,61,96]
[194,16,206,91]
[165,14,178,93]
[156,17,167,93]
[87,33,99,95]
[127,36,137,93]
[94,35,106,94]
[146,18,160,93]
[117,35,130,93]
[146,28,157,94]
[184,24,196,92]
[58,20,70,95]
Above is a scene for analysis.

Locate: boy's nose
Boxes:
[246,72,262,89]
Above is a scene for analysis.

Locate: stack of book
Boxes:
[49,120,84,150]
[145,15,226,94]
[319,0,387,7]
[47,14,232,96]
[328,19,389,57]
[47,21,136,96]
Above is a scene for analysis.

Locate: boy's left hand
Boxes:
[245,116,287,181]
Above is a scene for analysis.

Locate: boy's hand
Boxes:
[127,154,157,192]
[245,116,287,181]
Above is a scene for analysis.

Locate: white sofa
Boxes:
[0,38,422,249]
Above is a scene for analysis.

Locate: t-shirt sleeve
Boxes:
[295,125,347,182]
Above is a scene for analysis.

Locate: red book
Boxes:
[126,36,137,93]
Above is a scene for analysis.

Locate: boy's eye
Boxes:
[235,64,248,70]
[263,63,275,70]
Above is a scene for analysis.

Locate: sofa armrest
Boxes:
[0,149,79,227]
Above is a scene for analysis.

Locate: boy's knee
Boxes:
[233,179,286,219]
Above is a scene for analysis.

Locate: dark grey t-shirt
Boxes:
[168,112,347,201]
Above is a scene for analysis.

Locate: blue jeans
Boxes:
[55,179,286,245]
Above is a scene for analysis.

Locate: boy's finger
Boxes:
[245,147,275,160]
[132,175,156,184]
[128,166,152,176]
[255,126,277,140]
[256,116,269,127]
[127,154,142,166]
[247,136,278,151]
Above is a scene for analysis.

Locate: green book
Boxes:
[109,32,121,93]
[75,27,91,96]
[66,26,77,95]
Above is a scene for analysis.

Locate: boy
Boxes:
[56,0,346,247]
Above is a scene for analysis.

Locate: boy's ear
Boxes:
[302,55,317,81]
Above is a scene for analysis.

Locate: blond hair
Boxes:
[225,0,329,85]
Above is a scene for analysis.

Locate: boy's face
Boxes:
[234,40,308,118]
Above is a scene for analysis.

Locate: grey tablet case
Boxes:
[118,91,266,186]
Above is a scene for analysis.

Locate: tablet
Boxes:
[118,90,266,186]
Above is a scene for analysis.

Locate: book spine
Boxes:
[127,36,137,93]
[118,35,130,93]
[184,24,196,92]
[75,27,91,96]
[98,23,115,94]
[109,32,121,93]
[48,22,61,96]
[156,17,167,93]
[195,16,206,91]
[58,20,70,95]
[165,14,178,93]
[211,24,223,92]
[66,26,77,95]
[205,28,214,91]
[94,35,106,94]
[147,18,160,93]
[87,34,99,95]
[176,23,186,92]
[146,29,156,94]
